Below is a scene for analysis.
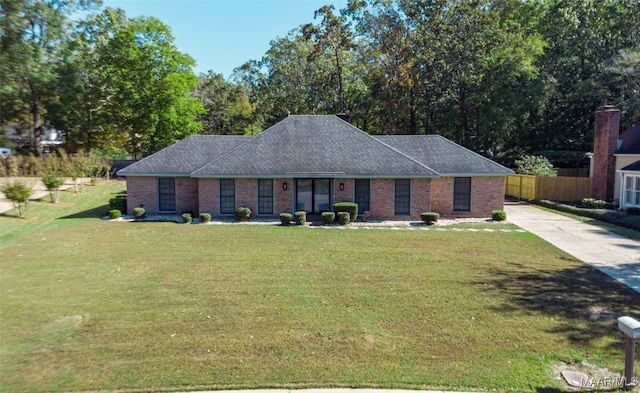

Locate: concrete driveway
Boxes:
[504,201,640,293]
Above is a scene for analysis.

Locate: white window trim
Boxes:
[620,172,640,208]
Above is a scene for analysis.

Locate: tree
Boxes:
[515,154,557,177]
[302,5,355,114]
[0,0,101,151]
[90,14,204,157]
[195,71,256,135]
[0,180,33,218]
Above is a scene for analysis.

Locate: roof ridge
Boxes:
[333,118,440,175]
[191,134,259,175]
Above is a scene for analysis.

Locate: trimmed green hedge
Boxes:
[181,213,192,224]
[334,202,358,222]
[321,212,335,225]
[279,213,292,226]
[337,212,350,225]
[295,211,307,225]
[132,207,145,219]
[199,213,211,223]
[420,212,439,225]
[532,200,640,231]
[109,209,122,219]
[492,210,507,221]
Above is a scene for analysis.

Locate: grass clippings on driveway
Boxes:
[1,181,638,393]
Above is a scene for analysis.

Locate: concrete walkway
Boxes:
[504,201,640,293]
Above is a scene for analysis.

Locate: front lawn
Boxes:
[1,181,638,393]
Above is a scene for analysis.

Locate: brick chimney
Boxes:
[591,106,620,201]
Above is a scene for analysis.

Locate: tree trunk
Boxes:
[31,97,43,151]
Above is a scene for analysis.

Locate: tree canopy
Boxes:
[1,0,638,162]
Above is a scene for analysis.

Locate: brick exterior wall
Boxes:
[126,177,157,214]
[471,176,506,217]
[274,179,293,215]
[197,178,218,216]
[430,177,454,215]
[369,178,431,220]
[176,177,199,215]
[236,178,257,213]
[334,179,354,203]
[592,107,620,201]
[127,175,506,219]
[125,177,198,215]
[431,176,505,217]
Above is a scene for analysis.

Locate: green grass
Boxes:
[1,181,639,393]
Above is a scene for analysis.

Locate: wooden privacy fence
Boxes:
[505,174,593,201]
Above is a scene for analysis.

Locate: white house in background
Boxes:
[590,107,640,209]
[616,124,640,209]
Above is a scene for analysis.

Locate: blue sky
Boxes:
[102,0,349,79]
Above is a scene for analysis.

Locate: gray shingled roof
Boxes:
[617,124,640,155]
[375,135,514,176]
[620,160,640,172]
[192,115,439,178]
[118,135,249,176]
[119,115,513,178]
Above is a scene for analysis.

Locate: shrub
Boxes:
[515,155,557,177]
[279,213,292,225]
[294,211,306,225]
[580,198,607,209]
[492,210,507,221]
[420,212,440,225]
[0,180,33,218]
[181,213,192,224]
[321,212,335,225]
[337,211,350,225]
[132,207,145,219]
[626,207,640,216]
[109,196,127,213]
[235,207,251,221]
[109,209,122,219]
[199,213,211,223]
[333,202,358,222]
[41,174,65,203]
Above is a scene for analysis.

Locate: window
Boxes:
[624,175,640,208]
[158,178,176,212]
[219,179,235,215]
[394,179,411,215]
[258,179,273,215]
[355,179,370,214]
[454,177,472,212]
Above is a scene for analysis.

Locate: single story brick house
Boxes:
[118,115,513,220]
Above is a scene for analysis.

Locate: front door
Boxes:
[296,179,330,213]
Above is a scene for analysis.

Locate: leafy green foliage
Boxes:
[294,211,306,225]
[580,198,607,209]
[336,211,350,225]
[41,174,65,203]
[132,207,145,219]
[279,212,292,226]
[492,210,507,221]
[109,196,127,214]
[199,213,211,223]
[515,155,557,177]
[235,207,251,222]
[321,211,335,225]
[420,212,440,224]
[109,209,122,219]
[181,213,192,224]
[0,180,33,218]
[333,202,358,222]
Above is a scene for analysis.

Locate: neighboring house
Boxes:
[118,115,513,220]
[590,107,640,209]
